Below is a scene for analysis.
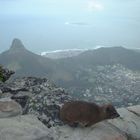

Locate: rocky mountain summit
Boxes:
[10,38,26,51]
[0,98,140,140]
[0,68,140,140]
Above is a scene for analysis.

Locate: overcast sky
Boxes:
[0,0,140,53]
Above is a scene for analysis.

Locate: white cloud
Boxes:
[87,0,104,11]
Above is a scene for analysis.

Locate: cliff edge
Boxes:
[0,98,139,140]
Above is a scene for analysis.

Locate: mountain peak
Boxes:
[10,38,25,50]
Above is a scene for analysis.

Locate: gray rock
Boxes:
[109,105,140,140]
[0,98,22,118]
[52,122,127,140]
[0,92,13,98]
[0,115,54,140]
[0,77,72,127]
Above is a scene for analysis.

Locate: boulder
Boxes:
[109,105,140,140]
[0,115,54,140]
[0,98,22,118]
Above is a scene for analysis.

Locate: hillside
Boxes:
[0,39,56,77]
[53,46,140,87]
[55,46,140,71]
[1,39,140,107]
[53,47,140,107]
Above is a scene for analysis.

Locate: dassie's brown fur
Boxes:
[60,101,120,127]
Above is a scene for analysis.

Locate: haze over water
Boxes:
[0,0,140,53]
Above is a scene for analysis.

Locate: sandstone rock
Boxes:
[51,122,127,140]
[0,115,54,140]
[127,105,140,116]
[109,105,140,140]
[0,98,22,118]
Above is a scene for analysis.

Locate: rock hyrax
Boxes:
[60,101,120,127]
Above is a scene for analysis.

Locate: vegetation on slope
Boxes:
[0,65,4,82]
[0,65,15,82]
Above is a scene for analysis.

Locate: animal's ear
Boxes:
[106,106,111,112]
[105,104,112,112]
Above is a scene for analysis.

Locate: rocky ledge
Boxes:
[0,99,139,140]
[0,76,140,140]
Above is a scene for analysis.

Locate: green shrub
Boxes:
[0,65,15,82]
[0,65,4,82]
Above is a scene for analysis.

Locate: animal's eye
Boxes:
[113,111,117,115]
[106,107,111,112]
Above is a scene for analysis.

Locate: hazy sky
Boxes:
[0,0,140,53]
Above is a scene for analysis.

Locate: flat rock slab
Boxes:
[0,115,53,140]
[109,105,140,140]
[0,98,22,118]
[52,122,127,140]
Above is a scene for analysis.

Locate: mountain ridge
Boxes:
[55,46,140,71]
[0,39,140,106]
[1,39,140,78]
[0,38,56,77]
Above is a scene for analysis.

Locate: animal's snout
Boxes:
[113,112,120,118]
[116,113,120,117]
[111,112,120,119]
